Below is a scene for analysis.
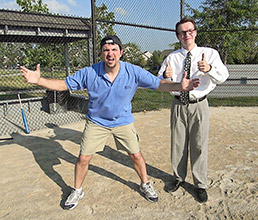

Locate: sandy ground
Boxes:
[0,107,257,220]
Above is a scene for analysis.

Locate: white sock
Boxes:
[141,182,149,186]
[75,187,82,192]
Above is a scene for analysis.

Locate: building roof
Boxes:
[0,9,91,44]
[142,51,152,61]
[161,49,174,58]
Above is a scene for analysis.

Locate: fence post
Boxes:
[64,43,70,77]
[180,0,185,19]
[91,0,97,64]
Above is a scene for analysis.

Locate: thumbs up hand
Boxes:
[163,60,173,79]
[197,53,211,73]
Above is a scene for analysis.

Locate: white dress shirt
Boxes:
[158,44,229,100]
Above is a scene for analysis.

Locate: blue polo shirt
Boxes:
[65,61,161,127]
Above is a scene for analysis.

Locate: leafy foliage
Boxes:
[95,3,116,62]
[187,0,258,64]
[122,43,147,67]
[146,50,164,75]
[16,0,49,13]
[4,1,113,69]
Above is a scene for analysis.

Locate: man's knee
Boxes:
[77,154,93,166]
[128,152,143,161]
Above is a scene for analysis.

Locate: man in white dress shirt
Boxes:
[158,17,229,203]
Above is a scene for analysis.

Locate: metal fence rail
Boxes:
[210,65,258,97]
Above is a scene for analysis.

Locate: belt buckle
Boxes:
[189,96,206,104]
[189,99,197,104]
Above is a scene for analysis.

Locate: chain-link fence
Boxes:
[94,1,258,61]
[93,0,258,98]
[0,0,257,136]
[0,10,92,136]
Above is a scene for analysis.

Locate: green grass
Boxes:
[132,89,173,112]
[0,69,67,100]
[131,88,258,112]
[208,97,258,107]
[0,69,66,90]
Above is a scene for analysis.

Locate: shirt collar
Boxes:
[99,61,125,77]
[180,44,198,57]
[99,61,105,76]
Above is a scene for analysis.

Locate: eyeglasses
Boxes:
[178,29,196,37]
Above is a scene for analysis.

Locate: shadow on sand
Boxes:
[1,123,174,208]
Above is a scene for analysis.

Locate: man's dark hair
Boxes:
[175,18,197,35]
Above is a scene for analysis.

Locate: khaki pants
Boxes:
[170,98,209,189]
[80,118,140,155]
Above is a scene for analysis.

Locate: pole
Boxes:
[180,0,184,19]
[91,0,97,64]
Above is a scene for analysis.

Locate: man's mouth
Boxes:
[107,58,115,63]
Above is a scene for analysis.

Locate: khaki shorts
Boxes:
[80,118,140,155]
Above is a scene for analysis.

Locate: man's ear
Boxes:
[176,33,180,41]
[98,48,103,57]
[194,30,197,37]
[120,49,124,57]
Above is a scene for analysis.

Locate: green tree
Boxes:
[0,43,25,67]
[146,50,164,75]
[68,40,89,70]
[95,3,116,61]
[16,0,66,70]
[5,1,123,69]
[168,42,180,51]
[14,1,117,68]
[21,44,64,69]
[0,1,50,69]
[16,0,49,13]
[96,3,116,37]
[122,43,146,67]
[64,4,116,68]
[187,0,258,64]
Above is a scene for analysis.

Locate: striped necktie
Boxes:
[180,51,191,104]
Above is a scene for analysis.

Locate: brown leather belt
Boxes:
[174,95,207,104]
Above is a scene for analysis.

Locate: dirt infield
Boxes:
[0,107,257,220]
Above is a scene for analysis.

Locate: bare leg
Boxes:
[74,154,93,189]
[128,152,148,184]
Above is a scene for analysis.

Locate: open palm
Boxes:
[20,64,41,84]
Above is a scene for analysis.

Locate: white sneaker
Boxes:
[64,188,84,210]
[139,182,158,202]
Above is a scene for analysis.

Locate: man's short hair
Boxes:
[175,18,197,35]
[100,35,122,50]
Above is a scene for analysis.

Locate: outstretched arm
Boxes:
[156,72,200,92]
[20,64,68,91]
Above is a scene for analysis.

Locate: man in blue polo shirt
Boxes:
[20,35,200,210]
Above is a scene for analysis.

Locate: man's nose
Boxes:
[185,31,191,36]
[107,51,112,55]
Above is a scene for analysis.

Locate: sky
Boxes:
[0,0,92,17]
[0,0,202,18]
[0,0,203,52]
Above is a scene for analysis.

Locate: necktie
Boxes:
[180,52,191,104]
